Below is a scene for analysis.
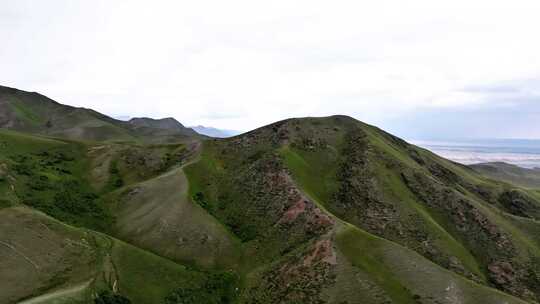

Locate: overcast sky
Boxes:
[2,0,540,139]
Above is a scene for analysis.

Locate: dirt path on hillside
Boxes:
[18,279,92,304]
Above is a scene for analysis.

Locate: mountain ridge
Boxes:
[0,85,201,143]
[471,162,540,189]
[2,86,540,303]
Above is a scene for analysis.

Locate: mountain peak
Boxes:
[128,117,186,130]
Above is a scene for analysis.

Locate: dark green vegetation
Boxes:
[164,272,238,304]
[94,291,132,304]
[2,85,540,303]
[5,140,113,231]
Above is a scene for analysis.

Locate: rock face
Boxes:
[246,237,338,304]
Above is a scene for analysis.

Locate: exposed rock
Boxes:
[247,237,338,303]
[304,239,337,266]
[489,261,516,286]
[488,261,535,300]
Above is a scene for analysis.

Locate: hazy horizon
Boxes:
[3,0,540,140]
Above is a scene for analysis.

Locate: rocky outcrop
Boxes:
[246,237,338,303]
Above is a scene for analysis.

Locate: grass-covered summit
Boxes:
[2,87,540,303]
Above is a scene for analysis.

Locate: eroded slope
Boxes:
[182,115,539,303]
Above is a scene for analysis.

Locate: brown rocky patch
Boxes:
[247,237,338,303]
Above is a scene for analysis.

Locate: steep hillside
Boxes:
[0,129,237,304]
[0,85,199,143]
[472,162,540,189]
[184,116,540,303]
[3,110,540,303]
[110,166,243,269]
[0,206,237,304]
[0,128,196,232]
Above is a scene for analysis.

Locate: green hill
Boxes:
[0,85,200,143]
[2,88,540,303]
[183,116,540,303]
[0,206,235,304]
[471,162,540,189]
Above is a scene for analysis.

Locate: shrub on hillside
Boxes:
[164,272,238,304]
[94,291,131,304]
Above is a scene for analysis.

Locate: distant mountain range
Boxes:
[189,125,241,138]
[2,85,540,304]
[113,115,241,138]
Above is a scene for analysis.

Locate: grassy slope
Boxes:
[364,125,540,298]
[336,225,528,304]
[180,117,532,303]
[280,146,340,204]
[4,114,540,303]
[1,129,198,229]
[111,238,208,304]
[364,131,492,274]
[183,139,321,271]
[415,143,540,266]
[263,117,540,302]
[0,206,222,304]
[280,128,484,280]
[111,166,243,269]
[0,129,241,303]
[471,162,540,189]
[370,161,486,279]
[86,142,193,192]
[183,143,258,271]
[281,145,525,303]
[0,129,114,231]
[1,86,201,143]
[183,142,221,200]
[3,92,137,142]
[0,206,98,304]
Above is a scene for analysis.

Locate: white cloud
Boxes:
[2,0,540,136]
